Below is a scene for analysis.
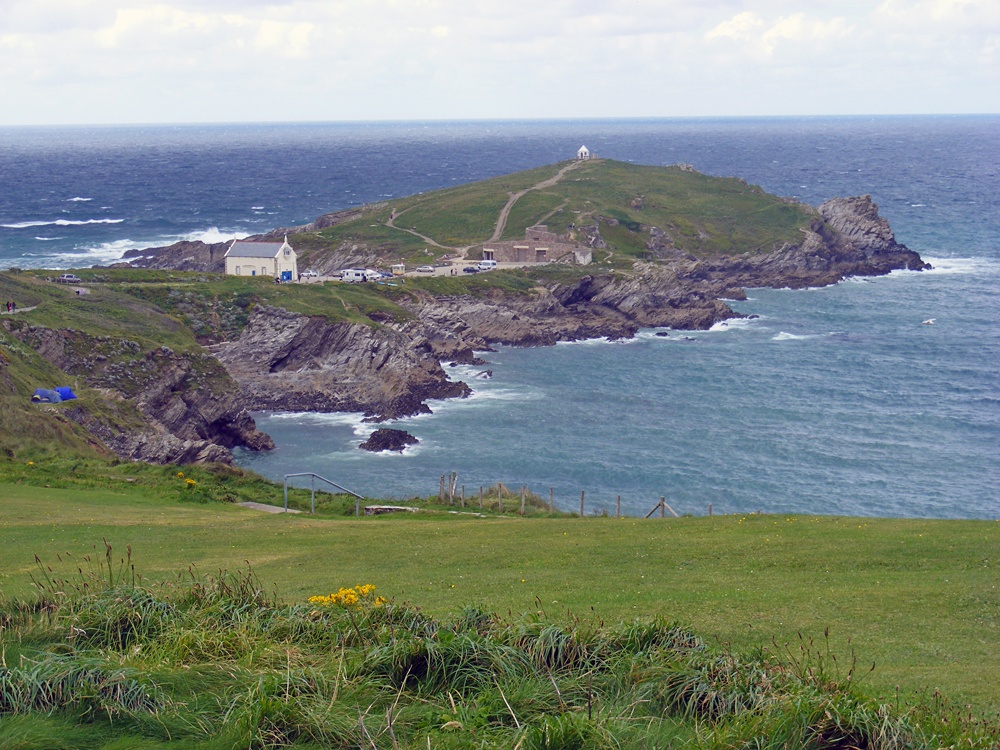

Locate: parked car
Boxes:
[300,269,319,278]
[462,266,480,274]
[54,274,82,284]
[415,265,435,273]
[477,260,497,271]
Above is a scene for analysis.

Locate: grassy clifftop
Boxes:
[294,159,815,266]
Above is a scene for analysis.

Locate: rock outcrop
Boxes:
[11,326,272,464]
[214,306,469,419]
[359,428,419,453]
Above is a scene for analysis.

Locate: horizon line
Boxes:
[1,113,998,130]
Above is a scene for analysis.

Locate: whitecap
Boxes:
[178,226,251,244]
[772,331,815,341]
[33,239,146,266]
[67,197,93,202]
[2,218,124,229]
[920,256,999,275]
[251,206,265,210]
[34,236,64,241]
[709,317,759,332]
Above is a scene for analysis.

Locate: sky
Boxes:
[1,0,997,125]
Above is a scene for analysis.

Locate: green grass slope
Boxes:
[289,159,817,264]
[1,478,997,716]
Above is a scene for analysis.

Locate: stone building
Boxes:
[482,225,592,265]
[224,237,298,280]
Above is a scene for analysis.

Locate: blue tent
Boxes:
[54,386,77,400]
[32,388,62,403]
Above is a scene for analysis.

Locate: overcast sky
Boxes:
[1,0,997,125]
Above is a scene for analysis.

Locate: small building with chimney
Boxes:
[224,237,298,281]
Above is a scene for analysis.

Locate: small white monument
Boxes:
[577,145,591,160]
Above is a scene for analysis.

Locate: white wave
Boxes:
[34,236,64,241]
[772,331,816,341]
[910,203,925,207]
[920,256,999,275]
[2,218,124,229]
[251,206,265,210]
[178,226,251,245]
[709,317,759,332]
[67,197,92,202]
[34,239,145,266]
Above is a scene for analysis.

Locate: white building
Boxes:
[577,145,591,160]
[224,237,298,281]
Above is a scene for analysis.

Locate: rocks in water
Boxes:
[359,428,419,453]
[654,331,670,337]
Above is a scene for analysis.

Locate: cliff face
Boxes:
[12,326,273,464]
[214,306,469,419]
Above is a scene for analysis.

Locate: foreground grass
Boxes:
[1,478,998,721]
[4,562,997,750]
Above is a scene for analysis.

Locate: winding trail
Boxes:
[382,160,586,260]
[488,160,583,243]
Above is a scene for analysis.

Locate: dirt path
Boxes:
[488,160,583,243]
[386,208,453,250]
[383,160,586,262]
[0,305,38,315]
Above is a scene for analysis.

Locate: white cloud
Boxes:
[0,0,996,124]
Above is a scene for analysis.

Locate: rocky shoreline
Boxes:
[26,192,924,466]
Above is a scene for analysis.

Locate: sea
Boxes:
[1,116,997,519]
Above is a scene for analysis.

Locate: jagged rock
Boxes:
[359,428,418,453]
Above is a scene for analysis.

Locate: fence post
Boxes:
[479,486,484,510]
[660,496,665,518]
[439,475,445,502]
[580,490,585,517]
[708,502,713,516]
[311,474,316,515]
[461,485,465,508]
[520,486,526,515]
[283,480,288,512]
[616,495,621,517]
[498,483,504,514]
[549,487,554,513]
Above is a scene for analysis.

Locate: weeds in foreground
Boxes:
[0,546,997,749]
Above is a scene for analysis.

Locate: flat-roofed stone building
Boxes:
[482,225,592,265]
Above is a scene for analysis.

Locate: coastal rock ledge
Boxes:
[359,428,419,453]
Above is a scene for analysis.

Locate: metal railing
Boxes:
[283,473,365,516]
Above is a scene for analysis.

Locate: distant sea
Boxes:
[2,116,997,519]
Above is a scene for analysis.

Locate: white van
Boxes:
[341,269,367,283]
[477,260,497,271]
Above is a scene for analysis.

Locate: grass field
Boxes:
[2,478,997,716]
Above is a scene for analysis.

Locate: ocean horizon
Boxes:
[2,115,997,519]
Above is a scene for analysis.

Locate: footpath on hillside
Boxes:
[383,160,584,260]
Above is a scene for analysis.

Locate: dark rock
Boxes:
[359,428,418,453]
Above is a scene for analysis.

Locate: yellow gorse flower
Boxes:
[185,478,197,486]
[308,584,382,608]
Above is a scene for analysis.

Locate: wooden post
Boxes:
[660,496,665,518]
[520,486,526,515]
[580,490,585,517]
[461,485,465,508]
[548,487,554,513]
[708,503,713,516]
[479,486,484,510]
[616,495,621,517]
[498,483,504,514]
[439,475,445,502]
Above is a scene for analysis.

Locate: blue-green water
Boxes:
[239,256,999,519]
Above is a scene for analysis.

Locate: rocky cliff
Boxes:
[10,324,273,464]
